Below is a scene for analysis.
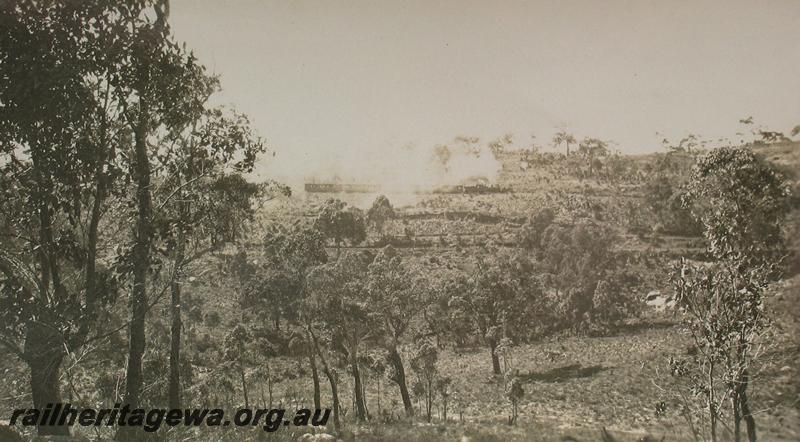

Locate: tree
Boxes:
[662,134,702,154]
[420,265,473,348]
[505,376,524,425]
[590,272,639,331]
[552,131,576,156]
[435,376,453,422]
[305,324,341,430]
[288,331,321,410]
[241,223,327,330]
[643,174,701,236]
[668,146,791,442]
[223,324,253,408]
[314,198,367,255]
[251,328,278,408]
[518,207,556,250]
[157,108,267,410]
[0,2,134,435]
[365,245,423,417]
[448,251,529,374]
[366,195,395,235]
[682,146,791,267]
[496,337,516,375]
[538,221,618,332]
[1,4,269,438]
[669,260,772,442]
[756,130,789,145]
[87,6,224,440]
[306,251,372,421]
[410,339,439,422]
[240,222,327,409]
[578,137,609,176]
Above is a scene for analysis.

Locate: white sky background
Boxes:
[169,0,800,185]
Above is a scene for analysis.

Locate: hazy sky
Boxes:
[169,0,800,182]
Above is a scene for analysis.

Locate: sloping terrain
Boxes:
[1,143,798,441]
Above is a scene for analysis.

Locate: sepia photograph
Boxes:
[0,1,798,441]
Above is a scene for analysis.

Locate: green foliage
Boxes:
[314,198,367,249]
[223,324,253,366]
[410,339,440,422]
[365,245,425,347]
[0,0,131,352]
[683,146,791,266]
[668,258,772,442]
[552,131,576,155]
[643,175,702,236]
[153,104,268,252]
[238,223,328,329]
[305,250,372,358]
[518,207,556,250]
[537,221,618,331]
[665,147,792,442]
[445,248,547,372]
[578,137,609,176]
[590,272,639,330]
[367,195,395,233]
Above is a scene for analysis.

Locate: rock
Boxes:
[644,291,674,310]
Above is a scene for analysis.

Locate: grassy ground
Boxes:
[160,300,798,441]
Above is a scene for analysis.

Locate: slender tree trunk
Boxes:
[512,402,518,425]
[739,372,756,442]
[25,324,69,436]
[362,373,370,420]
[168,257,183,409]
[18,150,75,438]
[168,181,188,410]
[708,361,717,442]
[266,363,273,408]
[309,327,339,430]
[732,392,742,442]
[71,135,108,349]
[425,381,432,422]
[377,377,382,416]
[352,357,366,420]
[309,352,321,410]
[710,408,717,442]
[118,111,152,442]
[260,384,267,408]
[325,368,340,430]
[489,340,501,375]
[388,345,413,416]
[240,362,249,408]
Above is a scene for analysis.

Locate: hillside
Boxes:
[2,143,798,441]
[184,143,800,441]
